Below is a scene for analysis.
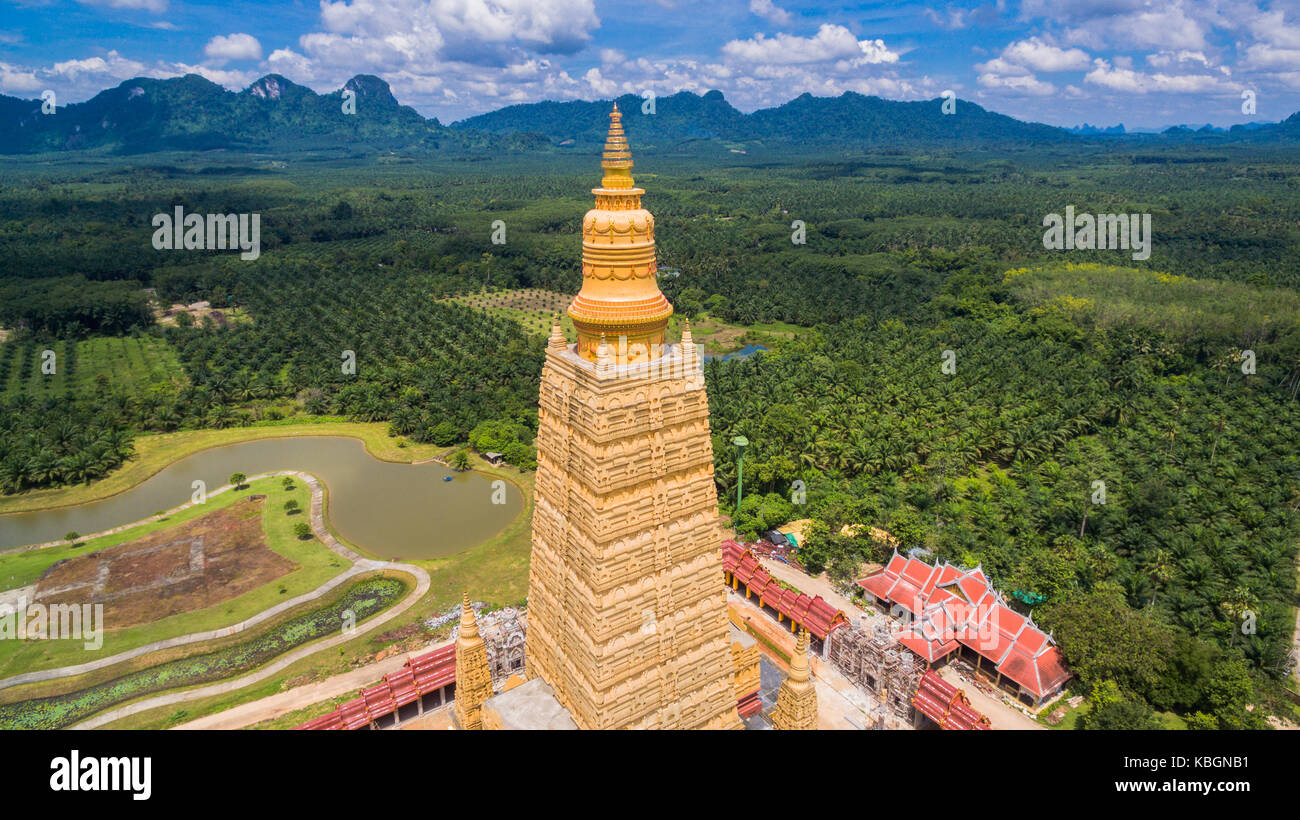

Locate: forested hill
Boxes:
[452,89,1072,148]
[4,76,1299,155]
[0,73,543,155]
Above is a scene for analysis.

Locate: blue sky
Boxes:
[1,0,1298,128]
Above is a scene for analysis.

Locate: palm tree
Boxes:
[451,450,471,472]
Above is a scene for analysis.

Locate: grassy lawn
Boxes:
[1040,699,1088,729]
[0,474,349,677]
[0,419,445,515]
[0,335,183,401]
[98,451,537,730]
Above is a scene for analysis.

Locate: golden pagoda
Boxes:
[452,592,492,731]
[772,628,819,730]
[567,103,673,364]
[523,106,741,729]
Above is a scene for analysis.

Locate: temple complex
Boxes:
[520,105,742,729]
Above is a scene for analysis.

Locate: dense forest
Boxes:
[0,138,1296,729]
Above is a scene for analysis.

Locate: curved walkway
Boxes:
[0,471,430,728]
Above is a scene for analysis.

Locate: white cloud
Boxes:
[977,71,1056,95]
[749,0,792,26]
[999,37,1090,72]
[203,34,263,63]
[316,0,598,61]
[76,0,168,12]
[0,62,43,94]
[49,51,150,82]
[1243,44,1300,71]
[722,24,898,66]
[1084,58,1235,94]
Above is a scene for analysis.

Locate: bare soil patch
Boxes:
[35,496,296,629]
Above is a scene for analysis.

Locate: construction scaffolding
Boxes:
[826,617,923,725]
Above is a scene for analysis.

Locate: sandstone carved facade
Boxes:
[523,106,741,730]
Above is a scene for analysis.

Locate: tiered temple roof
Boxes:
[857,552,1071,701]
[722,540,848,640]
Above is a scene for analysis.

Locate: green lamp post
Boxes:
[733,435,748,511]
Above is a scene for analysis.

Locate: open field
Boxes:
[0,334,183,400]
[34,495,295,629]
[0,473,346,675]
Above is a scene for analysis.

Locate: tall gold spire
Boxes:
[773,629,818,730]
[567,104,673,364]
[453,591,492,730]
[601,102,635,190]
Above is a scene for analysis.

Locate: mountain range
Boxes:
[1,73,1297,156]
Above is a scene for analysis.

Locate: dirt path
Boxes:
[759,557,866,617]
[936,665,1044,730]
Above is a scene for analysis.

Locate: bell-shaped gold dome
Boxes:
[568,104,673,363]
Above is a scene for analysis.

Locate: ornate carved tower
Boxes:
[524,106,741,729]
[773,629,819,730]
[452,592,492,731]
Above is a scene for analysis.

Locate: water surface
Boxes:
[0,437,522,559]
[702,344,768,363]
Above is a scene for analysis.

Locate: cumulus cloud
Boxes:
[316,0,598,63]
[749,0,792,26]
[0,62,43,94]
[977,70,1056,95]
[722,24,898,66]
[999,37,1090,72]
[203,34,262,63]
[1084,58,1236,94]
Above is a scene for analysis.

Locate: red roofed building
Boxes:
[722,540,848,649]
[857,552,1071,708]
[911,669,992,730]
[297,643,458,730]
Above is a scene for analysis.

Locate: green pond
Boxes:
[0,437,522,559]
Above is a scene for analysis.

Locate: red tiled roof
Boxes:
[738,691,763,719]
[910,669,992,730]
[856,552,1071,700]
[296,642,458,730]
[722,540,849,640]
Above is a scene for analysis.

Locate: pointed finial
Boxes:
[601,103,634,189]
[548,317,566,350]
[459,591,479,640]
[682,318,693,343]
[788,628,811,683]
